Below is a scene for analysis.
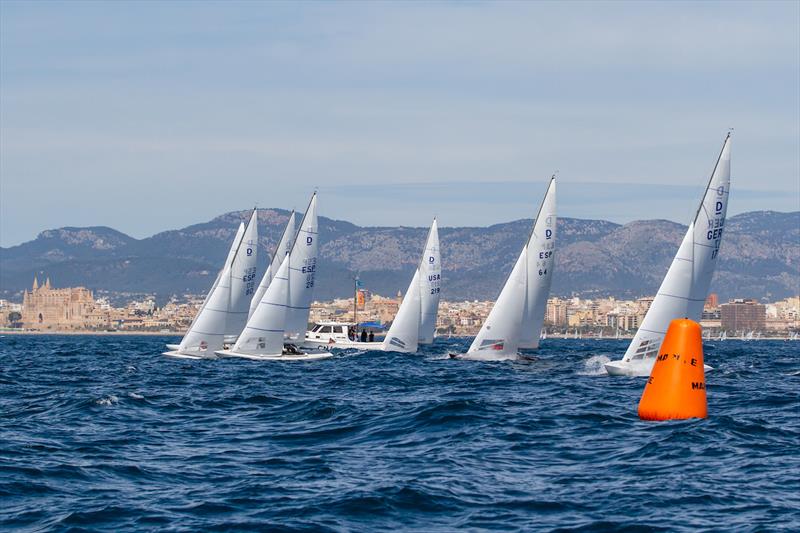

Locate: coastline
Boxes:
[0,330,182,337]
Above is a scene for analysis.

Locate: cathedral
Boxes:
[22,276,96,329]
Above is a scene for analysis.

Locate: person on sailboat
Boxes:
[360,329,368,342]
[369,331,375,342]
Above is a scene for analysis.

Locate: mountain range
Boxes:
[1,210,797,304]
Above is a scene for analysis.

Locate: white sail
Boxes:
[382,268,422,353]
[608,134,731,376]
[167,222,245,357]
[284,193,319,339]
[182,222,244,335]
[466,247,528,358]
[418,218,441,344]
[249,210,296,320]
[226,208,259,338]
[229,255,291,356]
[519,178,557,349]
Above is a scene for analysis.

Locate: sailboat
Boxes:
[605,133,731,376]
[378,217,442,353]
[164,209,259,359]
[248,210,296,320]
[453,176,556,361]
[216,192,332,361]
[304,218,441,353]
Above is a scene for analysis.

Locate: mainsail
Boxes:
[466,177,557,358]
[249,210,296,320]
[284,193,319,339]
[418,218,441,344]
[520,178,557,349]
[226,208,259,338]
[619,134,731,367]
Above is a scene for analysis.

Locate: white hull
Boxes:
[162,350,214,360]
[165,343,180,351]
[449,352,535,362]
[214,348,333,361]
[604,358,713,377]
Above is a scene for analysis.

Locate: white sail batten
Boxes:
[284,193,319,339]
[520,178,557,349]
[383,268,422,353]
[229,255,291,356]
[418,218,441,344]
[466,247,528,357]
[249,211,296,320]
[617,134,731,371]
[227,209,259,338]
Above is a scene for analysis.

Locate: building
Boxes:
[545,298,568,326]
[720,299,766,333]
[22,276,96,330]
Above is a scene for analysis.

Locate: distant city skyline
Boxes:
[2,0,799,246]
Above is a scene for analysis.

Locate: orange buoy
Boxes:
[638,318,707,421]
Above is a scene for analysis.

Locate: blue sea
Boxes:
[1,335,798,532]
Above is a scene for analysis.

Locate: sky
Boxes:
[1,0,798,246]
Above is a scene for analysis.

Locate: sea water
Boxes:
[1,335,798,531]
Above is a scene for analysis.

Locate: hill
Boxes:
[1,210,797,303]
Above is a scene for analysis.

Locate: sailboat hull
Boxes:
[165,343,180,351]
[450,352,525,362]
[214,349,333,361]
[162,350,214,360]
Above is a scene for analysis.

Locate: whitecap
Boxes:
[578,355,611,375]
[128,392,144,400]
[95,395,119,406]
